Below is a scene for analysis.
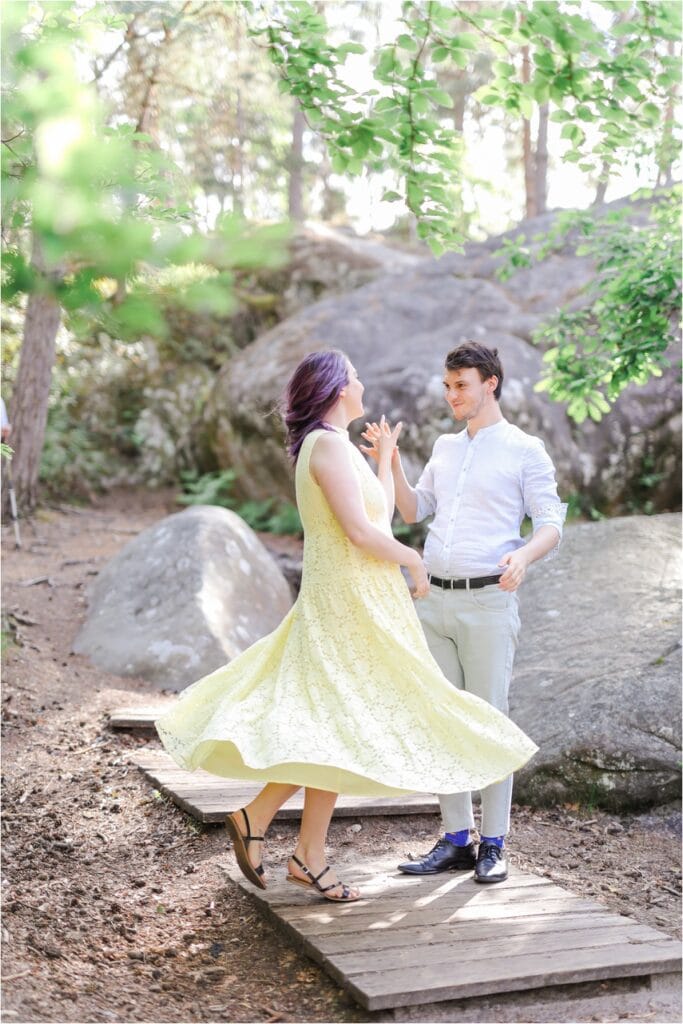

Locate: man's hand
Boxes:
[498,548,530,592]
[407,551,429,599]
[1,425,11,443]
[360,417,401,463]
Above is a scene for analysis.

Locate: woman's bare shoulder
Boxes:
[309,430,351,480]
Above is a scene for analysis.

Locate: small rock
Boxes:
[605,822,624,835]
[127,951,145,961]
[203,967,225,980]
[41,943,62,959]
[348,823,362,834]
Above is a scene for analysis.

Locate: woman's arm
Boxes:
[375,416,401,521]
[310,432,428,597]
[361,420,419,523]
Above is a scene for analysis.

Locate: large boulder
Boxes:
[511,512,681,810]
[73,505,293,691]
[197,202,680,515]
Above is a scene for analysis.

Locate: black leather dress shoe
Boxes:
[474,841,508,883]
[398,838,477,875]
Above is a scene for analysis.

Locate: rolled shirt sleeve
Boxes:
[414,455,437,523]
[522,438,567,556]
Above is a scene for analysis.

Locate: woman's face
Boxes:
[342,360,365,419]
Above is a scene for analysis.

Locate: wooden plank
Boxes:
[262,871,558,906]
[348,941,681,1010]
[314,912,635,957]
[109,707,169,729]
[276,882,580,919]
[330,923,672,976]
[130,748,440,823]
[222,857,681,1012]
[280,896,604,935]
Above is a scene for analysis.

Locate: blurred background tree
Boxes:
[1,0,286,510]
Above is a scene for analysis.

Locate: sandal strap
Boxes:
[290,855,340,893]
[239,808,264,843]
[290,853,321,885]
[318,878,342,893]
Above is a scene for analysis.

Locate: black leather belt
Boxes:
[428,574,502,590]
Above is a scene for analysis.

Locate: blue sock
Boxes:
[481,834,505,849]
[444,829,471,847]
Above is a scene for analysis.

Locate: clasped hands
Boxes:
[360,416,401,463]
[360,417,429,599]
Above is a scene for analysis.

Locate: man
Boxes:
[362,342,565,883]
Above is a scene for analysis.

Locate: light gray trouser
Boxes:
[417,583,521,838]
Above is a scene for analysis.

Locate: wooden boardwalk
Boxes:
[131,749,439,823]
[225,857,681,1011]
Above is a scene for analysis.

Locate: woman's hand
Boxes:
[360,416,401,464]
[407,552,429,599]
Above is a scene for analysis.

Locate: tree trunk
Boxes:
[657,39,676,187]
[5,235,62,513]
[534,102,548,215]
[521,45,536,219]
[233,85,245,217]
[593,158,610,205]
[288,103,305,222]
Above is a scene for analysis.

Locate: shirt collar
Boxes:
[466,418,507,441]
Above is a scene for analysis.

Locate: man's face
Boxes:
[442,367,496,421]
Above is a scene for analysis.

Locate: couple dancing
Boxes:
[157,343,565,902]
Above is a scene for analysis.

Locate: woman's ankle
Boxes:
[292,843,326,868]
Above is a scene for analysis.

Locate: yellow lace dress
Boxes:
[156,428,537,796]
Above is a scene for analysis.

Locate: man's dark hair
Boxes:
[445,342,504,400]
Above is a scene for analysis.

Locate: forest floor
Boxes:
[1,490,681,1024]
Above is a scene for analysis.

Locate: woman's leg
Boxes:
[236,783,299,869]
[290,788,359,898]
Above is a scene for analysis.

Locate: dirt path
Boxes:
[1,492,680,1024]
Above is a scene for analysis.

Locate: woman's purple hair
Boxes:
[284,349,349,462]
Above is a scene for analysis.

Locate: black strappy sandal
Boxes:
[225,808,266,890]
[286,853,361,903]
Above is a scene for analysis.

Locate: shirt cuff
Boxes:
[531,502,568,559]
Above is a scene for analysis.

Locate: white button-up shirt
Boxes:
[414,419,567,578]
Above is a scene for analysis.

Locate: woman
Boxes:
[156,350,537,903]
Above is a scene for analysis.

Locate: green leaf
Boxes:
[450,48,469,68]
[381,190,402,202]
[397,34,417,51]
[431,46,450,63]
[533,78,550,103]
[374,96,400,113]
[336,41,366,57]
[427,87,453,108]
[451,32,479,50]
[519,93,533,119]
[641,102,660,124]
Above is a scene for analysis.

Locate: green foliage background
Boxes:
[1,0,680,518]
